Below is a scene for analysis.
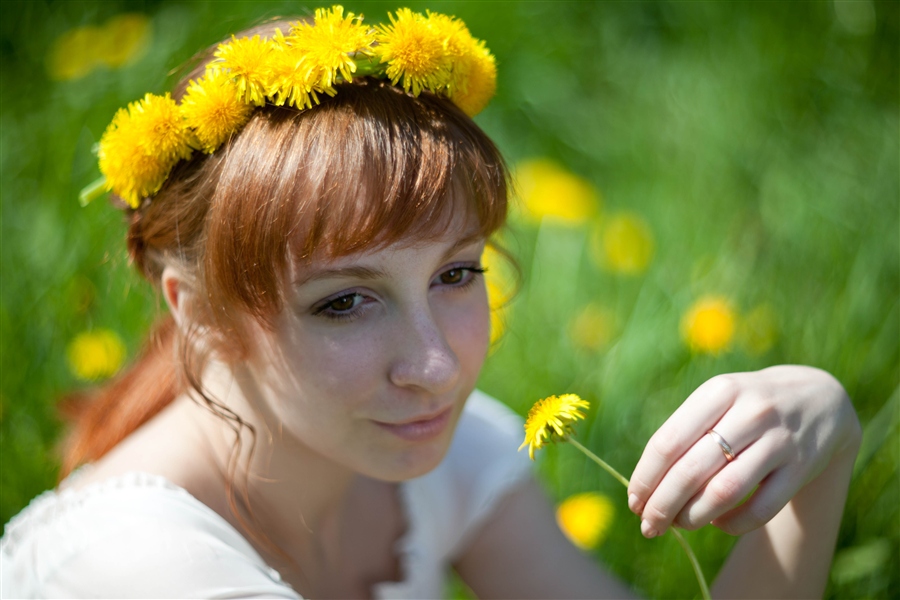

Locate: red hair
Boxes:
[60,23,510,478]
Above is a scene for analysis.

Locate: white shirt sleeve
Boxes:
[1,473,300,599]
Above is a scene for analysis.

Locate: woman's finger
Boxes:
[711,465,807,536]
[637,415,758,538]
[673,436,785,530]
[628,375,740,515]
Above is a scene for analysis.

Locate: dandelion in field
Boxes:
[519,394,590,460]
[519,393,709,597]
[556,492,615,549]
[569,304,615,352]
[96,13,150,68]
[67,329,126,381]
[682,296,737,354]
[514,159,599,225]
[47,25,102,80]
[482,245,515,346]
[47,13,150,81]
[590,212,655,275]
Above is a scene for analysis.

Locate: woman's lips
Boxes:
[373,407,453,442]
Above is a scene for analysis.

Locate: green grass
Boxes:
[2,2,897,598]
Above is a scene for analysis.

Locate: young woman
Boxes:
[1,8,861,599]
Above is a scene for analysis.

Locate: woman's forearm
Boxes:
[711,445,858,599]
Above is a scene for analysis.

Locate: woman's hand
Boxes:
[627,365,861,538]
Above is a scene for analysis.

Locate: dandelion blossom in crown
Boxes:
[519,394,590,460]
[375,8,452,96]
[287,6,374,90]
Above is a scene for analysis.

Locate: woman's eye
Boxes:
[440,269,465,284]
[313,292,367,320]
[435,265,485,288]
[329,294,359,312]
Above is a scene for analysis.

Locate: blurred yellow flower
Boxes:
[682,296,737,354]
[590,212,655,275]
[96,13,150,68]
[519,394,590,460]
[515,159,599,225]
[556,492,615,550]
[67,329,127,381]
[483,245,516,346]
[47,14,150,81]
[569,304,615,351]
[739,304,778,355]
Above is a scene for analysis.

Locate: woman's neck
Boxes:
[188,359,360,570]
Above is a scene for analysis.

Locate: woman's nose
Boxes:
[388,308,460,395]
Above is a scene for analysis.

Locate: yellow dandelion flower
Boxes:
[213,35,273,106]
[590,212,655,275]
[682,296,737,354]
[515,159,599,224]
[425,13,497,117]
[97,13,150,68]
[67,329,127,381]
[448,39,496,117]
[264,33,322,109]
[519,394,590,460]
[375,8,452,96]
[569,304,616,352]
[182,70,254,153]
[556,492,615,550]
[130,93,192,161]
[98,93,191,208]
[288,6,374,91]
[47,25,103,81]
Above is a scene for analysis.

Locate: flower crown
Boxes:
[81,6,497,209]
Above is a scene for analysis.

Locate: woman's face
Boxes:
[241,223,491,481]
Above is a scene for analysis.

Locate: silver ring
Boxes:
[707,429,736,462]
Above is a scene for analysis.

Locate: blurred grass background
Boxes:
[1,1,897,598]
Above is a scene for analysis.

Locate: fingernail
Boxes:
[641,520,658,539]
[628,493,644,515]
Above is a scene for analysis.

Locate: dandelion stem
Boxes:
[79,176,107,207]
[566,437,631,488]
[565,436,711,600]
[671,528,712,600]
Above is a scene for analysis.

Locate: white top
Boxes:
[1,390,532,599]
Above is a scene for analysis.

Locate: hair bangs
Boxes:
[202,79,508,329]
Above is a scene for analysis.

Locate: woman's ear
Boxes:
[161,266,194,328]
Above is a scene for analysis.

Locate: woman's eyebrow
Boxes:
[441,231,485,261]
[295,265,386,286]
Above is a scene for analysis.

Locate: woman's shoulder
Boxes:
[1,471,299,599]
